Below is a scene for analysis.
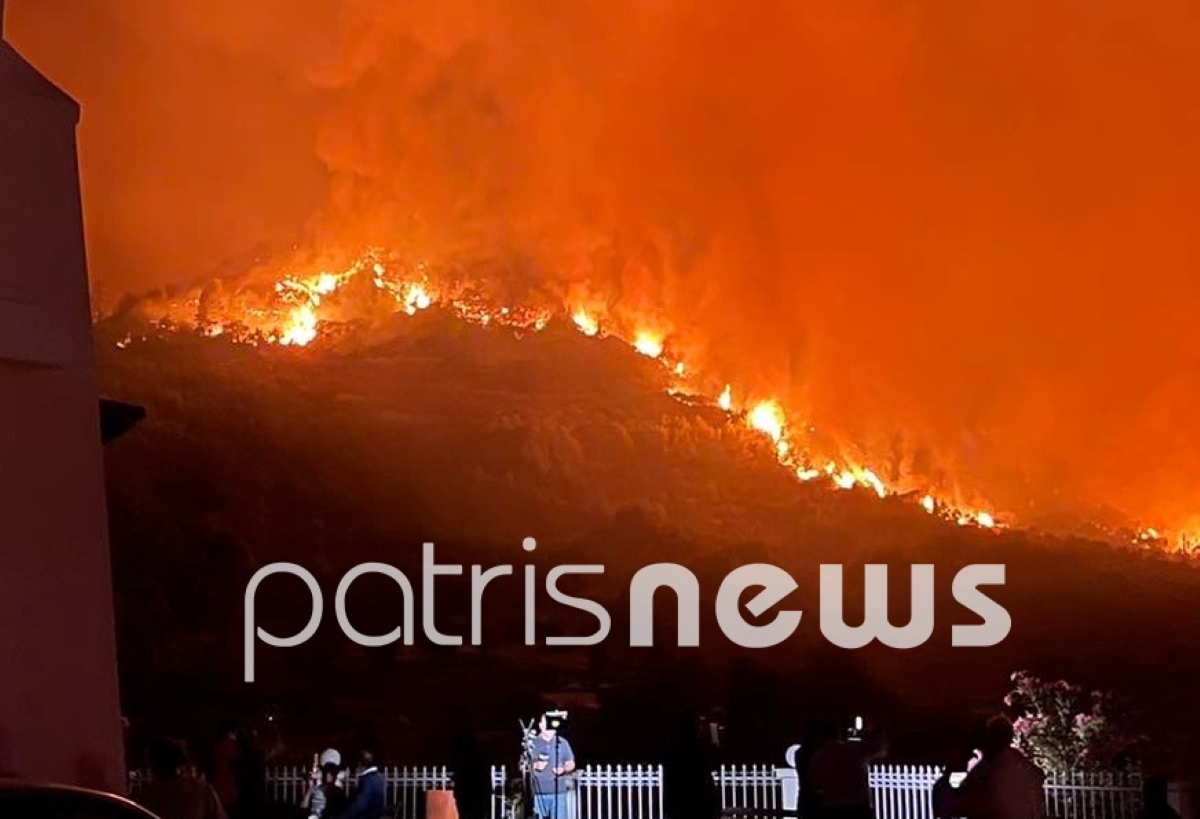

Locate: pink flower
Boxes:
[1003,693,1015,707]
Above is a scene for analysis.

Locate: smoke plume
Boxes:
[10,0,1200,532]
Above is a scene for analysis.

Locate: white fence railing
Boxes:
[1044,771,1145,819]
[127,763,1143,819]
[868,764,944,819]
[716,764,783,815]
[575,764,662,819]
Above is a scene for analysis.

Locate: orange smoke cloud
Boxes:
[9,0,1200,535]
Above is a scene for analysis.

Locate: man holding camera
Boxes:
[529,713,576,819]
[807,718,888,819]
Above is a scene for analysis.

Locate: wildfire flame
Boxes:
[748,401,786,443]
[856,467,887,499]
[404,284,433,314]
[718,385,733,412]
[108,247,1199,555]
[573,309,600,337]
[633,331,664,358]
[834,471,857,491]
[279,305,318,347]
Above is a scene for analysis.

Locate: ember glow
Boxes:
[105,245,1200,555]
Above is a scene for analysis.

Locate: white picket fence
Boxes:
[867,764,944,819]
[127,763,1143,819]
[1043,771,1146,819]
[716,764,785,815]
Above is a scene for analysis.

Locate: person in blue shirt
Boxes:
[529,716,576,819]
[340,745,386,819]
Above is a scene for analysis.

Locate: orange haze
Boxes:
[9,0,1200,536]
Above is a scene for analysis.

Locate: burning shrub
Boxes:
[1004,671,1143,773]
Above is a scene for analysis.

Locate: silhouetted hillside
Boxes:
[95,313,1200,765]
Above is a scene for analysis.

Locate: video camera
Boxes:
[542,710,569,732]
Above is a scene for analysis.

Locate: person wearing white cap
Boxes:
[303,748,348,819]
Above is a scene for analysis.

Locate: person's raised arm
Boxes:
[869,733,889,760]
[933,755,987,819]
[301,776,320,811]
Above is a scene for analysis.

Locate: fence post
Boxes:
[776,763,799,812]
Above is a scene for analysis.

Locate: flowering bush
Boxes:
[1004,671,1143,773]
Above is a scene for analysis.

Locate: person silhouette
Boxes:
[138,738,227,819]
[933,716,1044,819]
[450,729,490,819]
[1142,778,1181,819]
[662,710,719,819]
[808,719,887,819]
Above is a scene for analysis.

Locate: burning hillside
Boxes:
[96,287,1200,755]
[13,0,1200,555]
[100,246,1195,556]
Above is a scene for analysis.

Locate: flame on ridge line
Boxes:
[111,249,1197,554]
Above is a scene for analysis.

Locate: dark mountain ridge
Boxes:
[95,312,1200,767]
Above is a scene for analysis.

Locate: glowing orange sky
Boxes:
[10,0,1200,534]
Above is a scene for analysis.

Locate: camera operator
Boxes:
[529,714,576,819]
[807,718,888,819]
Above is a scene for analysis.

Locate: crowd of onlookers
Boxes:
[662,710,1180,819]
[133,730,388,819]
[130,713,1181,819]
[793,713,1179,819]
